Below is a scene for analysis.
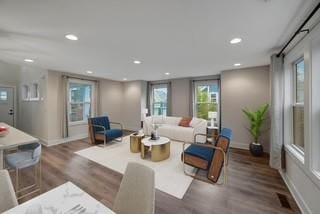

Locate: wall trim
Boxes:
[230,140,249,150]
[43,133,88,147]
[279,170,311,214]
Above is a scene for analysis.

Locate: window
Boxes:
[292,59,304,151]
[0,91,7,101]
[30,83,39,101]
[21,85,29,101]
[68,80,94,124]
[151,84,168,116]
[194,80,219,121]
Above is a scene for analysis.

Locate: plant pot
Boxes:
[249,142,263,157]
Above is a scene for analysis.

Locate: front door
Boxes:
[0,87,14,126]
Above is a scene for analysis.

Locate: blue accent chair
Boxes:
[181,128,233,184]
[88,116,123,147]
[5,142,42,199]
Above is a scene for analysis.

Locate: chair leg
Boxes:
[15,168,19,192]
[16,162,42,200]
[39,159,42,193]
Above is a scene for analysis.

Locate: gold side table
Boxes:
[130,133,144,153]
[141,137,170,162]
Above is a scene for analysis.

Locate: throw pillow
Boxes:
[178,117,192,127]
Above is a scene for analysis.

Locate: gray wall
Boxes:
[171,78,191,117]
[221,65,270,151]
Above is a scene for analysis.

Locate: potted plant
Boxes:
[242,104,269,156]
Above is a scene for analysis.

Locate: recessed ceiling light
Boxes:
[123,78,127,81]
[65,34,78,41]
[165,72,170,75]
[133,60,141,64]
[24,59,34,63]
[86,70,93,74]
[230,38,242,44]
[234,63,241,66]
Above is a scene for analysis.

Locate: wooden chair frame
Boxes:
[181,133,229,185]
[90,122,123,147]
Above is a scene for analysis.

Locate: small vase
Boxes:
[249,142,263,157]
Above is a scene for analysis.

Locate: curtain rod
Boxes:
[63,75,98,82]
[277,2,320,57]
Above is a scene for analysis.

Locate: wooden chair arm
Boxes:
[194,133,214,143]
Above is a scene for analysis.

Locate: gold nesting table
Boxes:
[130,133,145,153]
[140,137,170,162]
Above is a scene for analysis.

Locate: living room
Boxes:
[0,0,320,214]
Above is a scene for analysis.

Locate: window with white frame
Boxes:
[193,80,219,121]
[150,84,168,116]
[292,58,304,152]
[30,83,39,101]
[68,80,95,124]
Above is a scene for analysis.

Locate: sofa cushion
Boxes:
[151,116,164,124]
[184,145,215,169]
[105,129,123,140]
[158,124,194,142]
[164,116,181,125]
[190,117,204,128]
[178,117,192,127]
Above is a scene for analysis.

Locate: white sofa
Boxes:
[143,116,207,143]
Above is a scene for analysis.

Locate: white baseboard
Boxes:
[123,125,140,132]
[279,170,311,214]
[230,140,249,150]
[44,133,88,147]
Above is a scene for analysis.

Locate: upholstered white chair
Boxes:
[0,170,18,213]
[113,162,155,214]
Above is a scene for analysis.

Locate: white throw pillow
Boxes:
[190,117,202,127]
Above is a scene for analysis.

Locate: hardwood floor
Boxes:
[14,134,300,214]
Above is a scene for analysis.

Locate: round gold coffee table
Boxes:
[141,137,170,162]
[130,133,145,153]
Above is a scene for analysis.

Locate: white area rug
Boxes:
[75,136,195,199]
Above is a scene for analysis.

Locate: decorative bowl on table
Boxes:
[0,126,9,137]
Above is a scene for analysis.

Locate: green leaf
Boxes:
[242,104,269,143]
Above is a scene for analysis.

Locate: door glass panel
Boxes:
[0,91,7,101]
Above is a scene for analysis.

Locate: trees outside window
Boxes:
[194,81,219,121]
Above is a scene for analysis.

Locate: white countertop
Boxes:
[0,123,38,149]
[4,182,115,214]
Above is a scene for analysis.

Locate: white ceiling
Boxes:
[0,0,317,81]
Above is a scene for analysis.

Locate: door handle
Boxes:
[9,112,14,115]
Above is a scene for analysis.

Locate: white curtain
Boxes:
[270,54,285,170]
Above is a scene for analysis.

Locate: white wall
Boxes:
[221,66,271,151]
[281,21,320,214]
